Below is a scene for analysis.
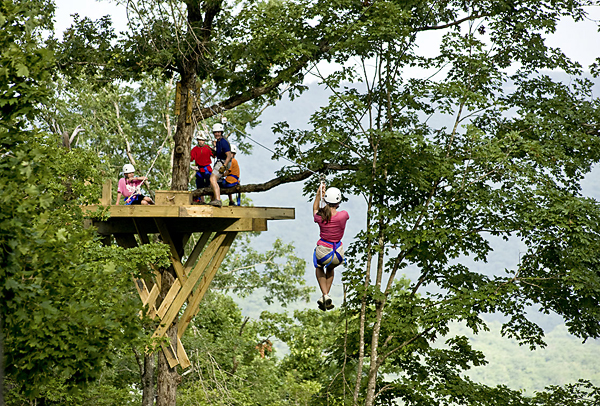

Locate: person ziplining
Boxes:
[312,183,349,311]
[116,164,155,205]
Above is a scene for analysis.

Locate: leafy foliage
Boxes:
[271,0,600,404]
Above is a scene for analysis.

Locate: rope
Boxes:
[125,123,172,202]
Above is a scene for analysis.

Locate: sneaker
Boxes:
[326,302,335,310]
[209,199,222,207]
[323,294,332,307]
[317,296,327,312]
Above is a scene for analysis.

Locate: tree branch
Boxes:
[191,163,355,197]
[194,40,331,120]
[415,12,493,32]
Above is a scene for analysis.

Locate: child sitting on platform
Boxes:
[116,164,154,205]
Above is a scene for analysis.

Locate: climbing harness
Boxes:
[313,239,345,269]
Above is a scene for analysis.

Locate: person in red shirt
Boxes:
[313,184,349,311]
[190,131,214,202]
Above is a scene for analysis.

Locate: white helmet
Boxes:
[122,164,135,174]
[196,131,208,141]
[230,144,238,154]
[212,123,224,133]
[324,187,342,204]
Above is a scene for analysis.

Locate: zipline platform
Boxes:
[83,185,295,370]
[82,204,294,234]
[83,188,294,234]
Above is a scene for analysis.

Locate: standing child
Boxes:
[116,164,154,205]
[313,184,349,311]
[190,130,215,202]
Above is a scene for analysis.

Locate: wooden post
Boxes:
[101,179,112,205]
[186,89,193,124]
[174,82,181,116]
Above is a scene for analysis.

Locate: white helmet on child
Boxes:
[212,123,224,133]
[196,130,208,141]
[123,164,135,174]
[230,144,238,154]
[324,187,342,204]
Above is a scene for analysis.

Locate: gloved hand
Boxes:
[219,166,226,174]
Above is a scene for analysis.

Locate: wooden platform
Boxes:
[82,205,295,234]
[84,186,295,370]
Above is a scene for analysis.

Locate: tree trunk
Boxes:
[365,193,387,406]
[0,314,4,405]
[170,74,197,191]
[353,195,374,404]
[156,270,181,406]
[141,353,155,406]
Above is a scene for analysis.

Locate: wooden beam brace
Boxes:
[160,342,180,368]
[177,338,191,369]
[156,278,182,320]
[177,232,237,338]
[132,218,150,245]
[152,233,227,340]
[183,232,211,275]
[114,233,138,249]
[154,219,186,283]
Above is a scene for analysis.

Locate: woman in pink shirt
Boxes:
[313,184,349,311]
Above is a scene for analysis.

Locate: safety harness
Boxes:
[196,164,213,183]
[219,174,241,205]
[313,239,344,268]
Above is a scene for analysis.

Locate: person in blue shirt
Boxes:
[208,123,232,207]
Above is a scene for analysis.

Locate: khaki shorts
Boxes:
[315,244,345,267]
[213,160,231,181]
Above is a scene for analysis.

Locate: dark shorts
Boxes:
[196,171,211,189]
[125,194,144,205]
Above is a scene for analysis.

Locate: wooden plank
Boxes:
[132,277,160,319]
[152,233,227,340]
[133,278,147,301]
[155,190,192,206]
[178,232,237,337]
[154,219,186,283]
[177,337,191,369]
[174,82,181,115]
[144,284,161,318]
[156,278,182,320]
[180,206,295,219]
[82,205,180,217]
[181,233,191,249]
[184,232,211,275]
[186,89,193,124]
[252,218,267,232]
[101,179,112,206]
[82,204,295,220]
[161,342,180,368]
[151,264,162,289]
